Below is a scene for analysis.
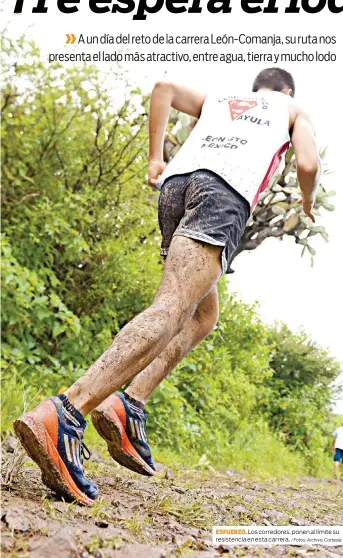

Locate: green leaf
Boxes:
[52,322,67,338]
[36,308,51,321]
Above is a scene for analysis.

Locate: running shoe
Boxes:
[13,394,98,505]
[91,392,155,476]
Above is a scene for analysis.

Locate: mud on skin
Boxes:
[65,236,222,417]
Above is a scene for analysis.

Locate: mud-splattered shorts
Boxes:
[158,169,250,274]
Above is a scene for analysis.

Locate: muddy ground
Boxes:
[1,436,343,558]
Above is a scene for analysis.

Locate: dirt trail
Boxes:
[1,437,343,558]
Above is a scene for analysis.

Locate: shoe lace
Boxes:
[81,441,91,461]
[60,395,91,462]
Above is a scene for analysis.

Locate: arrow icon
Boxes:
[66,34,76,45]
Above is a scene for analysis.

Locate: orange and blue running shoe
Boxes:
[13,394,98,505]
[91,392,155,477]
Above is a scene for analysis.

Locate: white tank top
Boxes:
[158,91,291,212]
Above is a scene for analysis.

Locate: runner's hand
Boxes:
[298,196,315,223]
[148,159,166,188]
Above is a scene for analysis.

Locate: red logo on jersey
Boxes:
[229,100,258,121]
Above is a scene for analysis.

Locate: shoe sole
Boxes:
[13,410,93,506]
[91,407,155,477]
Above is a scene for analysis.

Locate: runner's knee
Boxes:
[151,293,194,334]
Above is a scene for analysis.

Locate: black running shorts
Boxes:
[158,169,250,274]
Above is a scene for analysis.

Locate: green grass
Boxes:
[124,510,150,539]
[144,489,214,527]
[151,432,313,482]
[0,372,43,434]
[213,425,308,480]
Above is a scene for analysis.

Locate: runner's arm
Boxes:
[148,82,206,186]
[290,110,321,223]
